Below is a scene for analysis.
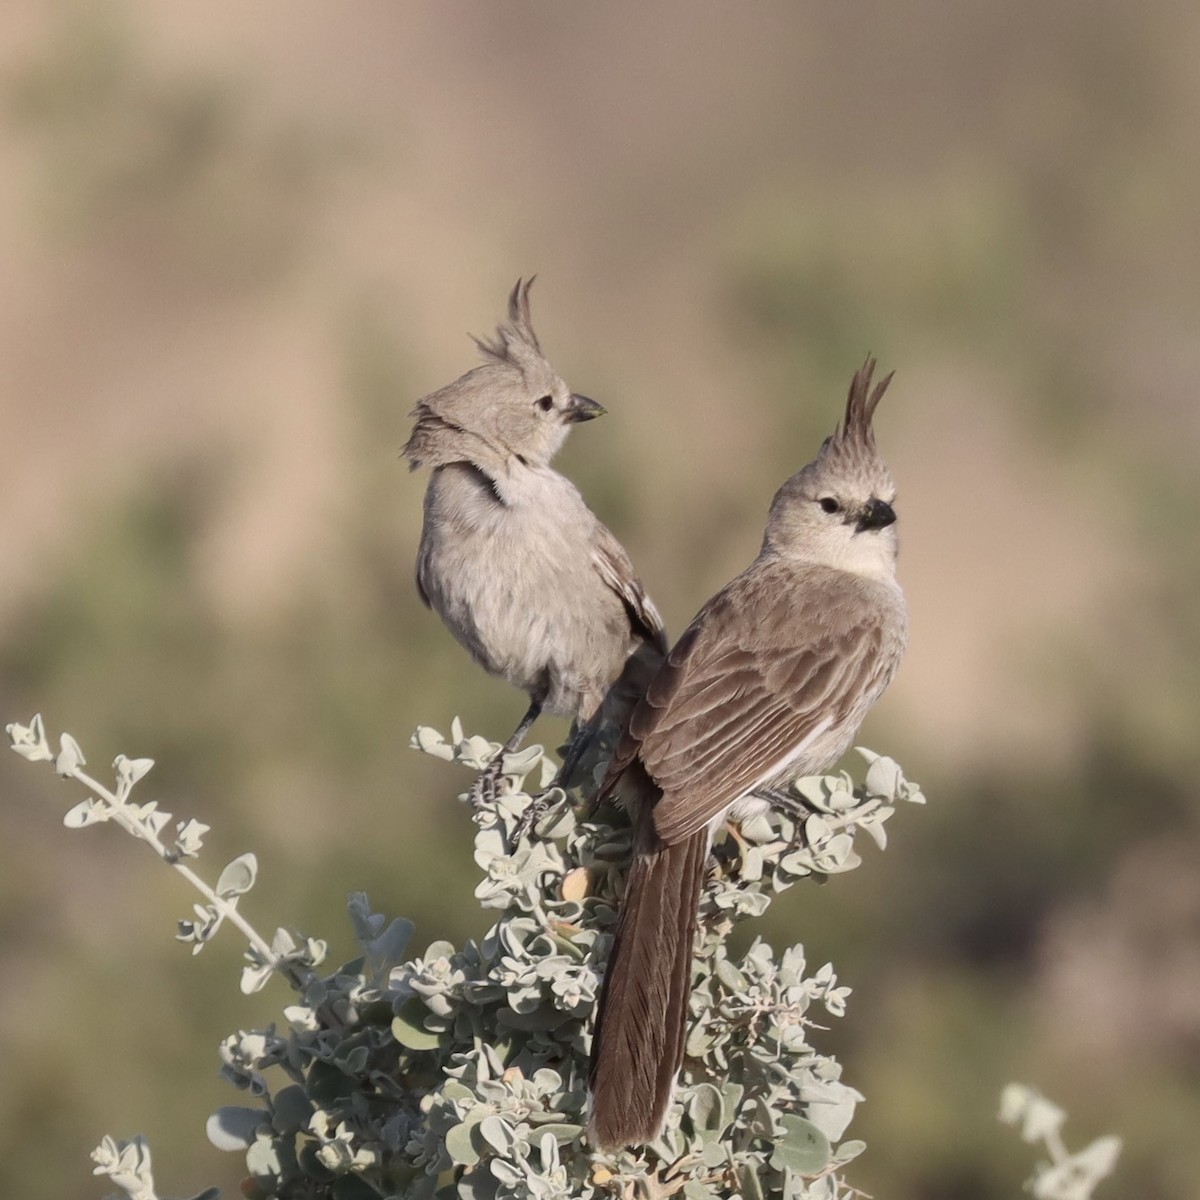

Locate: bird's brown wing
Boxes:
[608,562,892,844]
[591,521,669,654]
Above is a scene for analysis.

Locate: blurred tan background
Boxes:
[2,2,1198,1197]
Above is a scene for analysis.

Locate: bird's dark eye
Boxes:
[536,395,554,412]
[818,497,840,514]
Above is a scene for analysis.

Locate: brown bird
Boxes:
[588,359,908,1149]
[404,279,667,800]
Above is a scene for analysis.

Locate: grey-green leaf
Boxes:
[206,1105,268,1151]
[533,1122,583,1144]
[216,853,258,898]
[769,1114,832,1175]
[272,1085,314,1135]
[391,998,444,1050]
[444,1122,480,1167]
[687,1082,725,1133]
[738,1161,766,1200]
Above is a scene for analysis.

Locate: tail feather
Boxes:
[559,638,666,789]
[588,785,708,1149]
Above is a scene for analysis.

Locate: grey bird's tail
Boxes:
[588,773,707,1150]
[557,638,666,789]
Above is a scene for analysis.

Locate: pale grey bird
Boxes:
[588,358,908,1150]
[404,278,667,801]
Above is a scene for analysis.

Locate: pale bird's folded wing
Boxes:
[591,521,669,653]
[622,566,890,844]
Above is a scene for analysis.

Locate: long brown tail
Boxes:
[588,789,708,1150]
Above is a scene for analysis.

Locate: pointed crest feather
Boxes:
[403,276,564,473]
[471,276,542,363]
[834,355,893,450]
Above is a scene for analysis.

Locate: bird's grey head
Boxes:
[403,277,605,472]
[763,358,899,579]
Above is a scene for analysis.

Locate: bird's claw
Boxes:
[510,788,570,844]
[704,849,728,884]
[467,757,507,808]
[754,785,808,823]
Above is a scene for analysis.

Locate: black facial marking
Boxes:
[856,497,896,531]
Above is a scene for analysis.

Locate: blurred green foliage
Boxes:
[3,4,1200,1200]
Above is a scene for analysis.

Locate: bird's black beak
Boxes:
[564,394,606,423]
[856,497,896,531]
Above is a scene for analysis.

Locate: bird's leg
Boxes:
[552,719,592,791]
[754,785,818,847]
[706,836,736,882]
[701,817,753,879]
[512,699,611,841]
[468,698,542,808]
[510,785,570,844]
[509,718,585,844]
[724,818,751,852]
[755,785,803,815]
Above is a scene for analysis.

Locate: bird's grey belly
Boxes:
[419,518,630,717]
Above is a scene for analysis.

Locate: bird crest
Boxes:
[403,277,569,472]
[812,355,895,485]
[470,277,544,368]
[830,356,893,453]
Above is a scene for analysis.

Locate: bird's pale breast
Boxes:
[418,463,635,717]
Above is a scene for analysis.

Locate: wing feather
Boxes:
[591,521,668,654]
[603,559,896,844]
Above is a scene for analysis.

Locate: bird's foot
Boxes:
[705,847,731,884]
[754,786,808,823]
[467,757,507,809]
[747,785,821,855]
[510,788,567,844]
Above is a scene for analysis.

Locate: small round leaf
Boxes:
[217,853,258,898]
[769,1114,832,1175]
